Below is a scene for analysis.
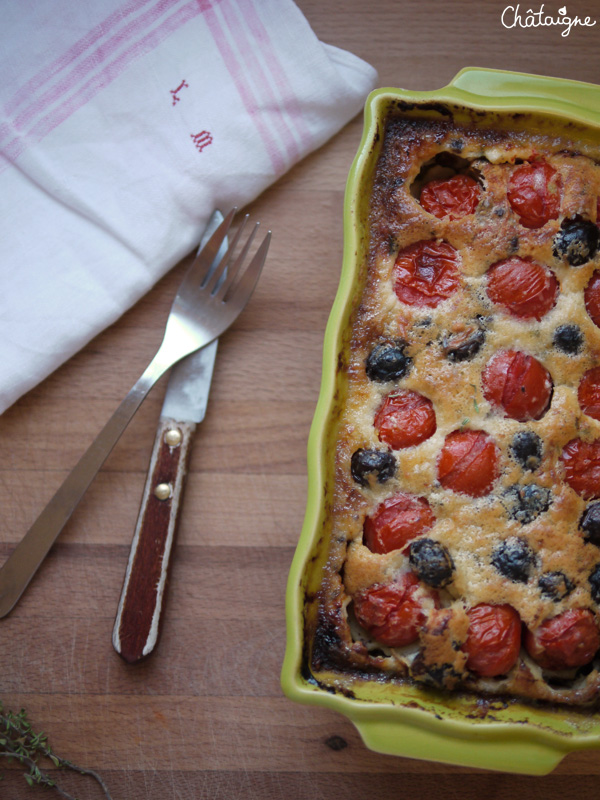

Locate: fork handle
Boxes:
[0,353,170,619]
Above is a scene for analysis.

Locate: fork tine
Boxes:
[204,214,249,295]
[178,208,236,294]
[226,231,271,307]
[214,221,259,302]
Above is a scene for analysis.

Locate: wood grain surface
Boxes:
[2,1,600,798]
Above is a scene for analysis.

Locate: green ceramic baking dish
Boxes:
[281,67,600,775]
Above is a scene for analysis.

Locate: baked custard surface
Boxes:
[309,113,600,706]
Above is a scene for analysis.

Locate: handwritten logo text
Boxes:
[501,4,596,36]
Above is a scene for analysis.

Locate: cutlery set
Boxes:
[0,209,270,661]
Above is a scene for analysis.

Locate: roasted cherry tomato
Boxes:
[353,573,436,648]
[463,603,522,677]
[438,429,500,497]
[363,493,436,555]
[507,160,562,229]
[486,257,559,321]
[578,367,600,422]
[525,609,599,671]
[561,438,600,500]
[584,270,600,329]
[393,240,460,308]
[419,174,481,220]
[482,350,553,422]
[374,390,437,449]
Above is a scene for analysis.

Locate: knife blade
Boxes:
[112,211,226,663]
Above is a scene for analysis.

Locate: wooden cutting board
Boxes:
[2,2,600,798]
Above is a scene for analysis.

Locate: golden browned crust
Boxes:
[308,112,600,707]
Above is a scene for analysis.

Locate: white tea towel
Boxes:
[0,0,377,414]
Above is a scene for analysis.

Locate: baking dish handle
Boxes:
[447,67,600,119]
[353,716,570,776]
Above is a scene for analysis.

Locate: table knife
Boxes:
[112,211,226,663]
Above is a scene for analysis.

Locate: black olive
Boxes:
[553,217,599,266]
[491,536,536,583]
[410,659,463,689]
[580,503,600,547]
[509,431,543,471]
[553,324,584,355]
[414,317,433,328]
[538,571,574,601]
[502,484,551,525]
[589,563,600,604]
[442,326,485,362]
[409,538,455,588]
[365,341,412,382]
[350,448,396,487]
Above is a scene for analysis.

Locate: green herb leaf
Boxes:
[0,700,113,800]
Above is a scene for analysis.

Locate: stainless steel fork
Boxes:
[0,208,270,618]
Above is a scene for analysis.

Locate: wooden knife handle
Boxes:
[112,418,195,663]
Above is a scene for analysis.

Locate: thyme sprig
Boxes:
[0,702,113,799]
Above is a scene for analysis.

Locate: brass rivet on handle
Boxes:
[154,483,172,501]
[165,428,182,447]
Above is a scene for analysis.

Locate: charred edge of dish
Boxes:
[462,665,600,710]
[306,654,600,711]
[312,598,395,680]
[409,151,485,201]
[300,658,320,685]
[557,148,585,158]
[405,674,523,709]
[307,542,324,569]
[303,637,358,698]
[410,659,466,691]
[540,658,599,692]
[465,697,510,719]
[392,100,454,118]
[311,608,352,673]
[307,639,600,710]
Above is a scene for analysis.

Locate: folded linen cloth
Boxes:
[0,0,377,414]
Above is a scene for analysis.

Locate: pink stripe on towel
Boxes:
[220,0,303,165]
[1,0,183,146]
[237,0,313,152]
[0,0,214,171]
[3,0,157,118]
[202,3,287,174]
